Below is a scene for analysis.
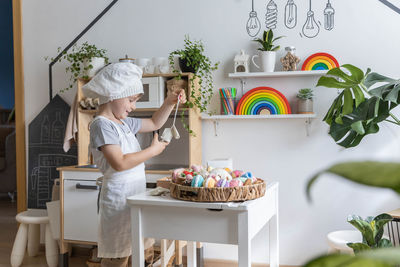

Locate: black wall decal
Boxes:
[28,95,77,209]
[378,0,400,14]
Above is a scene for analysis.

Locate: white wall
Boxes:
[23,0,400,265]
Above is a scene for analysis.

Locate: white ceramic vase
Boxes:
[83,57,106,78]
[252,51,276,72]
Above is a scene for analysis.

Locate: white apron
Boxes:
[91,116,146,258]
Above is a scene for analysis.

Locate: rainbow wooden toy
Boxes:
[235,87,291,115]
[301,52,339,71]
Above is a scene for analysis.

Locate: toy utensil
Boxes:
[161,95,181,142]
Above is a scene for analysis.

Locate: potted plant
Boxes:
[168,35,219,135]
[346,213,393,253]
[251,29,284,72]
[316,64,400,148]
[297,88,314,114]
[47,42,109,92]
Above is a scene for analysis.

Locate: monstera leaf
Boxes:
[306,161,400,201]
[317,64,400,148]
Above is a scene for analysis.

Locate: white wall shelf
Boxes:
[202,114,316,120]
[202,114,317,136]
[228,70,328,79]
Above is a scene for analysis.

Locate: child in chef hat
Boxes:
[82,62,185,266]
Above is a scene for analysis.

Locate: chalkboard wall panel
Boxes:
[28,95,77,209]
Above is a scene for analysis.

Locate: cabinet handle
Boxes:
[75,183,99,190]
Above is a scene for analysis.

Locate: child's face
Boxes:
[110,94,141,119]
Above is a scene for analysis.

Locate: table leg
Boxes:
[187,241,196,267]
[269,189,279,267]
[238,211,251,267]
[131,207,144,267]
[196,242,204,267]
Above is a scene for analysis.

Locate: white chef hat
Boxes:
[82,62,144,104]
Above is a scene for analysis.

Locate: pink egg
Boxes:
[229,179,243,187]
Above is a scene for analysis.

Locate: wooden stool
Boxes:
[10,209,58,267]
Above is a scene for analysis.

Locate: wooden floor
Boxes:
[0,195,88,267]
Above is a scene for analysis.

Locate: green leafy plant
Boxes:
[168,35,219,135]
[297,88,314,100]
[253,29,284,52]
[347,214,393,253]
[317,64,400,148]
[305,161,400,266]
[46,42,109,92]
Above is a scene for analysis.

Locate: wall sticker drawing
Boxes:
[324,0,335,30]
[266,0,278,29]
[247,0,262,37]
[284,0,297,29]
[301,0,320,38]
[378,0,400,14]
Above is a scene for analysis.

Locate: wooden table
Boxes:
[127,182,279,267]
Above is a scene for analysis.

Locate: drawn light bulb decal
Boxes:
[284,0,297,29]
[324,0,335,30]
[302,0,320,38]
[265,0,278,29]
[246,0,261,37]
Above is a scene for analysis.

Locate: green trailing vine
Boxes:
[168,35,219,135]
[45,42,109,93]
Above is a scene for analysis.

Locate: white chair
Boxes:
[10,209,58,267]
[327,230,361,254]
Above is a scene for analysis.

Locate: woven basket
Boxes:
[170,179,266,202]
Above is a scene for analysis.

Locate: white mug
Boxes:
[159,65,170,74]
[252,51,276,72]
[152,57,168,66]
[136,58,150,67]
[144,65,155,74]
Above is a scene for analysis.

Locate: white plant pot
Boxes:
[83,57,106,78]
[252,51,276,72]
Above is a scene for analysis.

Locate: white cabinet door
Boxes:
[64,179,99,242]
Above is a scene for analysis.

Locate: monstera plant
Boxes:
[317,64,400,148]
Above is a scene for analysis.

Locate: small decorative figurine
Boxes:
[234,50,250,73]
[280,46,300,71]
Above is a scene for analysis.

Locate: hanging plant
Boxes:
[46,42,109,93]
[168,35,219,135]
[317,64,400,148]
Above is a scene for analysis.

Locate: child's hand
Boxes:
[150,133,169,156]
[166,89,187,106]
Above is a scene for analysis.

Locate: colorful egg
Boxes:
[241,172,253,178]
[204,177,216,188]
[244,178,252,186]
[229,179,243,187]
[191,175,204,187]
[236,177,248,184]
[191,164,202,173]
[216,179,229,188]
[210,168,232,181]
[231,170,245,178]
